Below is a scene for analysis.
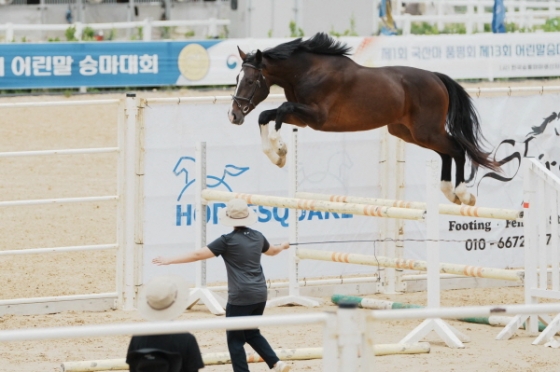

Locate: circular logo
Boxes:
[177,44,210,81]
[226,54,239,69]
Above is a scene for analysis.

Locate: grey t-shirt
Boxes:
[207,227,270,306]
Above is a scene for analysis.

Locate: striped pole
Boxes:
[296,192,521,221]
[298,248,524,282]
[331,295,548,331]
[60,344,430,371]
[201,189,425,220]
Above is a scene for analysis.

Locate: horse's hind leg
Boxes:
[437,152,461,205]
[389,124,461,205]
[452,150,476,206]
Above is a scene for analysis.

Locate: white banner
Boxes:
[142,93,560,285]
[176,33,560,87]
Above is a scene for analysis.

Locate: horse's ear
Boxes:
[237,46,247,61]
[255,50,262,64]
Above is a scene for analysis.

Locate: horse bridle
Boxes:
[231,63,267,114]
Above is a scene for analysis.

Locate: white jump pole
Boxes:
[296,192,521,220]
[267,128,321,308]
[296,248,524,282]
[399,160,469,348]
[186,141,226,316]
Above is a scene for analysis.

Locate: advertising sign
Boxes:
[142,93,560,285]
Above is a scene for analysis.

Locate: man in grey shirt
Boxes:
[153,198,291,372]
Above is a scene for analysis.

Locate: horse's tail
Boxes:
[434,72,500,172]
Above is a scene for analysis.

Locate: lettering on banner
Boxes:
[79,54,158,76]
[9,55,73,77]
[175,204,352,227]
[11,56,31,76]
[380,47,407,61]
[0,57,4,77]
[411,46,442,60]
[516,43,560,57]
[479,45,512,58]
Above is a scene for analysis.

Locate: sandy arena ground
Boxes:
[2,80,560,372]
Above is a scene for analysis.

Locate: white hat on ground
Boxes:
[218,198,258,227]
[138,275,189,321]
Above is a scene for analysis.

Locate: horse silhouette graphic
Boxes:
[173,156,250,201]
[476,110,560,189]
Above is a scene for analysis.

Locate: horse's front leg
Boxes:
[258,109,286,167]
[266,102,322,168]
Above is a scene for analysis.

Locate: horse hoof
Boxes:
[276,157,286,168]
[451,195,461,205]
[277,145,287,157]
[464,194,476,206]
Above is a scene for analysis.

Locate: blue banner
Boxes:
[0,40,224,89]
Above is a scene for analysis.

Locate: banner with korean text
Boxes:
[1,32,559,89]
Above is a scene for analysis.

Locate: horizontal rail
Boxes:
[0,313,328,342]
[465,86,560,95]
[201,189,426,220]
[0,292,118,306]
[369,303,560,321]
[298,248,524,282]
[0,195,117,207]
[0,147,119,158]
[0,244,117,256]
[0,99,120,108]
[296,192,521,220]
[144,93,286,105]
[0,19,230,31]
[527,159,560,193]
[207,276,378,292]
[61,343,429,371]
[2,87,559,110]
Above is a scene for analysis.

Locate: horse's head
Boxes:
[228,47,270,125]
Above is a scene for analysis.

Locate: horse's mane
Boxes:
[256,33,352,61]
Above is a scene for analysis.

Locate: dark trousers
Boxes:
[226,301,279,372]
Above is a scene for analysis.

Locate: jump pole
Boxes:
[61,344,430,371]
[186,141,227,315]
[201,190,425,220]
[331,295,548,331]
[296,192,522,220]
[297,248,524,282]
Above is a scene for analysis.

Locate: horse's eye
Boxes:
[247,80,254,85]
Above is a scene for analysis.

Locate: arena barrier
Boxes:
[0,97,136,316]
[1,306,374,372]
[497,160,560,345]
[60,343,430,371]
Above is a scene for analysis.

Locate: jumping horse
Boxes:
[228,33,499,205]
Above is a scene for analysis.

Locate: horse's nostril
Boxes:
[232,112,237,121]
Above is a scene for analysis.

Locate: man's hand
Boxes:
[264,241,290,256]
[152,256,170,266]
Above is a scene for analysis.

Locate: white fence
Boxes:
[2,86,560,317]
[377,0,560,35]
[0,97,137,316]
[0,18,230,42]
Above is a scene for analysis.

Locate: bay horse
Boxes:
[228,33,499,205]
